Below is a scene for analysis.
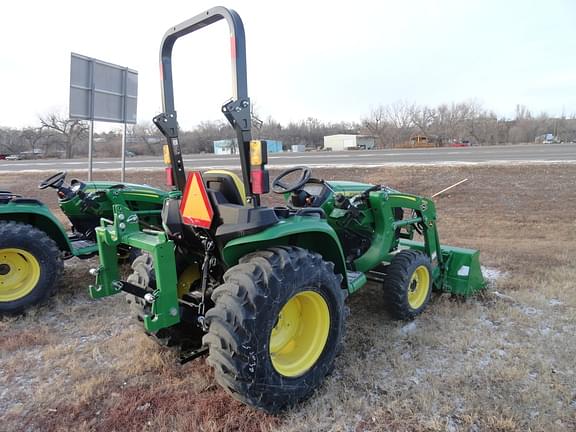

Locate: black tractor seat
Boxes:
[208,192,278,239]
[161,171,278,245]
[203,171,244,206]
[203,171,278,238]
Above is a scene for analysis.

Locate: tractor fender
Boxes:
[221,215,349,289]
[0,205,72,253]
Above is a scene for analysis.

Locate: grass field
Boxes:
[1,164,575,432]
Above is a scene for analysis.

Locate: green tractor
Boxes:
[0,170,168,313]
[89,7,486,412]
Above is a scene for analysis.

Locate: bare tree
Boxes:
[362,105,390,148]
[129,122,164,155]
[20,127,52,156]
[385,101,416,146]
[362,102,416,147]
[411,105,436,140]
[465,111,500,145]
[255,116,283,141]
[39,112,88,158]
[0,128,23,154]
[515,104,532,120]
[183,120,235,154]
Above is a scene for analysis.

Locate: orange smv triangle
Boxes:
[180,171,214,229]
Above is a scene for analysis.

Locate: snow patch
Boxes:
[539,326,552,336]
[399,322,417,336]
[549,299,563,306]
[479,315,496,328]
[520,306,543,316]
[481,266,507,284]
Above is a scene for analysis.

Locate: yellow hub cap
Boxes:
[407,265,430,309]
[177,264,200,298]
[0,248,41,302]
[269,290,330,377]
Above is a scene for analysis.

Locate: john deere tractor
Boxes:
[0,171,168,313]
[89,7,486,412]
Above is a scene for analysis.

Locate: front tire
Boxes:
[203,246,346,413]
[0,222,63,314]
[383,250,432,320]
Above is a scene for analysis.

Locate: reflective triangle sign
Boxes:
[180,171,214,228]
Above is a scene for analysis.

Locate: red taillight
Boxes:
[250,167,269,195]
[165,167,174,187]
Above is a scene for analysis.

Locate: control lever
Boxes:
[334,193,362,225]
[360,184,382,199]
[80,192,102,212]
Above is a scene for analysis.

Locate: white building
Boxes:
[213,139,284,155]
[323,134,375,151]
[213,139,237,155]
[291,144,305,152]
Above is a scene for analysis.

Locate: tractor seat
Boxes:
[203,170,246,206]
[202,170,278,240]
[161,169,278,245]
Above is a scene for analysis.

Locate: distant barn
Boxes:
[213,139,283,155]
[323,134,375,151]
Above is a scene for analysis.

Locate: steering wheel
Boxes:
[39,171,67,190]
[271,166,311,194]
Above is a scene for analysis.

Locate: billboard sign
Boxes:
[69,53,138,124]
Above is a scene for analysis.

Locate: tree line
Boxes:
[1,101,575,158]
[362,101,576,147]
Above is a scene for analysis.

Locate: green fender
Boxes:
[0,201,72,252]
[221,215,349,289]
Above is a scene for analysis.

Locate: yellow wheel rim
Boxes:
[407,265,430,310]
[269,290,330,377]
[0,248,41,302]
[177,264,200,298]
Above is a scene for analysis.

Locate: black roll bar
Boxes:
[153,7,255,203]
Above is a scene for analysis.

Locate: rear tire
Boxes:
[126,253,204,351]
[0,222,63,314]
[383,250,432,320]
[203,246,346,413]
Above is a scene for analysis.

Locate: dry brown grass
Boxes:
[0,325,51,352]
[1,164,575,431]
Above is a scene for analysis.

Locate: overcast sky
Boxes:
[1,0,575,130]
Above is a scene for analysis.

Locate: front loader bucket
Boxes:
[399,240,486,296]
[440,244,486,296]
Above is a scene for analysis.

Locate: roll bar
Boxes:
[152,7,255,203]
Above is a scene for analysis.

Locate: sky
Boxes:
[1,0,575,131]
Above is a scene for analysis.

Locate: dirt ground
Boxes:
[0,164,575,432]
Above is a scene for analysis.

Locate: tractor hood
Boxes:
[81,181,168,196]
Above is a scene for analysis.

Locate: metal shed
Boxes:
[323,134,375,151]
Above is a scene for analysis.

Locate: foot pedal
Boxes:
[347,271,367,293]
[180,345,209,364]
[70,238,97,249]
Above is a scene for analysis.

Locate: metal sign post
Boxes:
[69,53,138,181]
[120,66,128,182]
[87,58,95,181]
[88,120,94,181]
[121,123,127,181]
